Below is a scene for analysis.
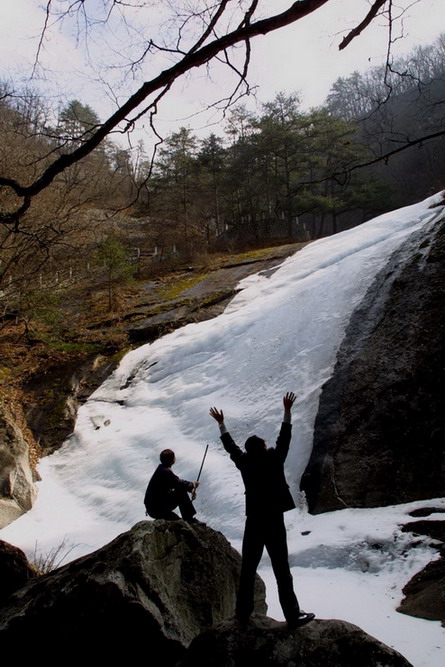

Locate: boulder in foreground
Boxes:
[0,539,36,604]
[0,521,415,665]
[0,520,265,660]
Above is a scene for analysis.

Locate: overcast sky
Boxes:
[1,0,443,146]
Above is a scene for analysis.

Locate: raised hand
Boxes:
[283,392,296,411]
[209,407,224,424]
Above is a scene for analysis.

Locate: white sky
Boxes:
[1,0,444,145]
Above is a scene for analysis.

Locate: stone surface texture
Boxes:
[301,213,445,513]
[178,616,413,667]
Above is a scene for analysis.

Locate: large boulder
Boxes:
[0,540,36,604]
[0,522,415,665]
[397,557,445,626]
[0,520,265,660]
[397,515,445,626]
[178,616,412,666]
[301,213,445,513]
[0,403,37,529]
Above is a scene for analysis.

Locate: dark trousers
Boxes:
[148,487,196,520]
[236,513,299,622]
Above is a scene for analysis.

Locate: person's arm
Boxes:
[209,406,244,466]
[283,391,296,424]
[209,407,226,433]
[169,468,199,493]
[275,392,296,461]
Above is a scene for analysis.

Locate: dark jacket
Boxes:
[144,464,194,516]
[221,422,295,516]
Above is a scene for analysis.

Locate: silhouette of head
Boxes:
[244,435,267,454]
[160,449,175,466]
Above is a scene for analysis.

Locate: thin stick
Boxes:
[197,444,209,482]
[192,444,209,501]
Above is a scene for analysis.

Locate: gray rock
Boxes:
[397,518,445,625]
[397,557,445,626]
[0,404,37,529]
[0,520,265,660]
[127,247,299,343]
[22,353,119,453]
[401,519,445,543]
[301,212,445,513]
[178,616,412,666]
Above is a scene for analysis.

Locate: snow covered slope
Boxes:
[2,194,444,666]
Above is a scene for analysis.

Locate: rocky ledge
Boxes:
[0,520,412,665]
[179,616,412,667]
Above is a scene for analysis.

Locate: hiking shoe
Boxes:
[287,611,315,628]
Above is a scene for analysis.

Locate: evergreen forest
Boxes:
[1,35,444,329]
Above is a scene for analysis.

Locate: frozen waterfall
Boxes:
[2,194,444,667]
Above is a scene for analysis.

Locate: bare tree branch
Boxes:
[32,0,53,77]
[188,0,231,55]
[339,0,388,51]
[2,0,333,228]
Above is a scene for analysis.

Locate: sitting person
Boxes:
[144,448,199,521]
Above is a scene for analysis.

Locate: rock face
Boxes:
[127,246,300,343]
[0,540,36,604]
[0,245,301,525]
[0,403,37,529]
[397,557,445,627]
[178,616,413,667]
[301,213,445,513]
[22,353,119,454]
[0,354,118,528]
[0,520,265,659]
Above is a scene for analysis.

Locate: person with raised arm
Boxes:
[210,392,314,628]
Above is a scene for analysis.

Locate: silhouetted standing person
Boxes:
[144,449,199,521]
[210,393,314,627]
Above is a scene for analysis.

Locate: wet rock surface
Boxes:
[22,353,119,454]
[127,246,300,343]
[301,214,445,513]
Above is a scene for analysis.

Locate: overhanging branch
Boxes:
[1,0,331,226]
